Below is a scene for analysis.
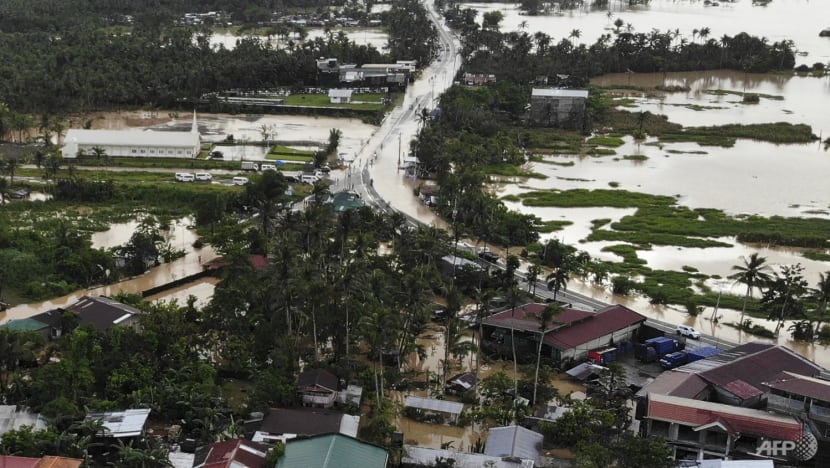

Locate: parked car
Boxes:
[232,176,249,186]
[478,250,500,264]
[175,172,195,182]
[260,164,277,171]
[9,188,31,199]
[676,325,701,339]
[195,173,212,181]
[209,150,224,159]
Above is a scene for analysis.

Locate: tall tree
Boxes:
[729,253,772,327]
[533,303,561,405]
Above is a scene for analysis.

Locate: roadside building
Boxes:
[481,303,645,364]
[62,113,200,159]
[528,88,589,128]
[463,73,496,86]
[638,342,830,464]
[0,405,46,437]
[403,445,534,467]
[328,89,353,104]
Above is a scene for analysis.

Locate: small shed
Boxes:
[328,88,353,104]
[484,425,544,465]
[404,396,464,424]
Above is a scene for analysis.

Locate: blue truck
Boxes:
[635,336,682,363]
[660,346,722,370]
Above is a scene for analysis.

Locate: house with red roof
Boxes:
[0,456,82,468]
[481,303,645,364]
[638,342,830,464]
[192,439,270,468]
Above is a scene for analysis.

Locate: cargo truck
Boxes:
[659,351,689,369]
[634,336,682,363]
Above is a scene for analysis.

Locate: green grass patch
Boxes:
[803,250,830,262]
[482,164,547,179]
[681,265,699,273]
[704,89,784,100]
[281,93,386,110]
[660,122,816,147]
[623,154,648,161]
[269,145,315,156]
[588,148,617,156]
[537,220,573,233]
[266,153,313,162]
[587,229,732,248]
[665,149,708,155]
[608,181,620,188]
[587,136,625,147]
[591,218,611,229]
[602,244,647,264]
[517,188,676,208]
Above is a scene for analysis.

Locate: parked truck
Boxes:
[241,161,259,171]
[686,346,721,363]
[634,336,682,363]
[587,347,617,365]
[659,351,689,369]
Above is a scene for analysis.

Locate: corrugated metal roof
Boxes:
[636,371,709,399]
[64,129,199,148]
[403,446,533,468]
[404,396,463,415]
[483,304,593,334]
[531,88,589,98]
[0,406,47,434]
[0,318,48,331]
[722,379,763,400]
[327,88,353,98]
[85,408,150,438]
[647,393,802,441]
[484,425,543,464]
[764,371,830,401]
[544,305,646,350]
[276,434,388,468]
[194,439,268,468]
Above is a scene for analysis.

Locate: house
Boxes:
[251,408,359,444]
[276,434,388,468]
[24,296,145,337]
[0,318,51,340]
[445,372,478,395]
[85,408,151,438]
[0,456,83,468]
[484,425,544,466]
[463,73,496,86]
[62,113,200,159]
[331,191,366,213]
[404,396,464,424]
[481,303,645,364]
[403,446,534,467]
[638,342,830,464]
[529,88,589,128]
[297,369,339,408]
[0,405,47,437]
[192,439,269,468]
[328,88,353,104]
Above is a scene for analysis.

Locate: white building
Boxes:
[62,113,200,159]
[328,88,353,104]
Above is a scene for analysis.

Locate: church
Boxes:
[61,113,201,159]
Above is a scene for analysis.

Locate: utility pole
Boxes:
[397,132,402,169]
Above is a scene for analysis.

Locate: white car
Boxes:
[676,325,701,339]
[175,172,195,182]
[232,176,249,186]
[194,173,213,181]
[261,164,277,172]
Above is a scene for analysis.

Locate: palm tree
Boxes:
[729,253,772,327]
[472,287,496,395]
[533,303,562,405]
[546,267,570,302]
[569,29,581,42]
[0,176,7,204]
[811,272,830,334]
[526,262,542,296]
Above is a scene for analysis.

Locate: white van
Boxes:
[195,173,213,181]
[175,172,195,182]
[232,176,249,186]
[301,174,320,185]
[261,164,277,172]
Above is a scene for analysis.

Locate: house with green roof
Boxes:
[0,318,50,340]
[276,434,387,468]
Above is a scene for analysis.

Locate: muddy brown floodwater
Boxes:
[0,218,218,324]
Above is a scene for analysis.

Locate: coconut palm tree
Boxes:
[546,267,570,302]
[473,286,496,392]
[526,262,542,296]
[811,272,830,334]
[533,303,562,405]
[729,253,772,327]
[507,284,522,404]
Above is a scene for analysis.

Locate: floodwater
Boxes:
[79,110,376,164]
[459,0,830,66]
[208,28,388,51]
[1,218,218,324]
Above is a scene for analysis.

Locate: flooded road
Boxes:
[460,0,830,66]
[1,218,218,324]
